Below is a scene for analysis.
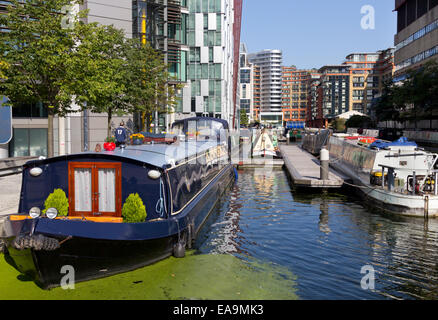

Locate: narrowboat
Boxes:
[0,117,236,289]
[327,134,438,217]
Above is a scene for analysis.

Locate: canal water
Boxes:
[1,168,438,299]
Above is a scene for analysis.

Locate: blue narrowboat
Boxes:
[0,117,236,289]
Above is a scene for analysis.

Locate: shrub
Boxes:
[105,136,116,143]
[43,189,69,217]
[122,193,147,223]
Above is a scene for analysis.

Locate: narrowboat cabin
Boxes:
[0,117,236,289]
[327,134,438,217]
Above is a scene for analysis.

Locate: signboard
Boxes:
[0,97,13,144]
[286,121,305,129]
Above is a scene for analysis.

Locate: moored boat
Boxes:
[327,134,438,217]
[0,117,236,289]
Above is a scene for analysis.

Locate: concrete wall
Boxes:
[83,0,133,38]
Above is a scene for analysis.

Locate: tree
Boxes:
[330,118,346,132]
[0,61,8,80]
[376,61,438,124]
[240,108,249,127]
[345,115,372,128]
[67,23,133,137]
[0,0,84,157]
[403,60,438,120]
[124,40,183,133]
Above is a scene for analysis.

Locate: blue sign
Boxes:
[286,121,305,129]
[0,97,12,144]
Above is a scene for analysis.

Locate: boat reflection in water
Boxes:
[0,117,236,289]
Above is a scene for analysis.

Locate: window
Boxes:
[407,0,416,26]
[68,162,122,217]
[9,128,47,157]
[12,101,48,118]
[417,0,428,18]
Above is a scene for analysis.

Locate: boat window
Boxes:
[69,162,121,217]
[197,119,217,142]
[98,168,116,213]
[171,123,184,136]
[187,120,197,140]
[74,168,92,212]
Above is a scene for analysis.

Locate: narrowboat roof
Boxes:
[171,117,229,130]
[27,141,222,169]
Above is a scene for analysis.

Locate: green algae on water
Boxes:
[0,251,298,300]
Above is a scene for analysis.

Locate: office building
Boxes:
[239,43,255,122]
[394,0,438,80]
[174,0,242,129]
[2,0,242,158]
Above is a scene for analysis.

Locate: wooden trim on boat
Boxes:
[9,215,123,223]
[68,162,122,218]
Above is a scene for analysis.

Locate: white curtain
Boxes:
[74,168,92,212]
[98,169,116,212]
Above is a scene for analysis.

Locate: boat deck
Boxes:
[280,144,346,188]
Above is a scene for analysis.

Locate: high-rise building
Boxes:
[394,0,438,81]
[281,67,310,124]
[239,43,255,122]
[248,49,283,126]
[252,65,261,122]
[174,0,242,129]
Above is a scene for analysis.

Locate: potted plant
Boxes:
[43,189,69,217]
[104,136,116,151]
[130,133,145,145]
[122,193,147,223]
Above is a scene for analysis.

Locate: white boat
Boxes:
[327,134,438,217]
[252,129,278,157]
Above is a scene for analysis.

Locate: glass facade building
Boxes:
[175,0,241,127]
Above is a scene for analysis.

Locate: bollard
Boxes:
[320,147,329,181]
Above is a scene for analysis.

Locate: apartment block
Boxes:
[281,67,310,124]
[318,65,351,120]
[343,53,381,114]
[306,72,322,128]
[253,65,261,121]
[248,49,283,126]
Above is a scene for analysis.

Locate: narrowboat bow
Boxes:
[0,117,236,289]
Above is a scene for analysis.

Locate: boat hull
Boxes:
[330,161,438,217]
[2,164,236,289]
[5,235,176,289]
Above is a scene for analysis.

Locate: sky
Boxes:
[240,0,397,70]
